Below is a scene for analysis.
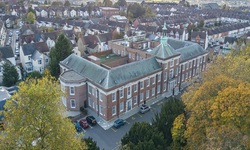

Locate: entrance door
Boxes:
[126,99,132,112]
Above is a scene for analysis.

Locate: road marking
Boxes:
[89,125,93,129]
[132,116,135,120]
[126,120,130,124]
[111,127,117,132]
[137,113,142,117]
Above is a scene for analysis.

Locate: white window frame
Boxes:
[164,83,167,92]
[152,76,155,84]
[158,74,161,82]
[176,59,179,65]
[112,92,116,102]
[99,92,103,102]
[157,85,161,93]
[152,87,155,96]
[140,93,144,101]
[112,106,116,116]
[146,79,150,87]
[127,86,131,97]
[120,89,124,98]
[70,99,76,108]
[140,81,144,89]
[88,85,92,94]
[99,105,103,115]
[70,86,75,95]
[170,59,174,67]
[146,90,149,99]
[134,84,138,92]
[133,96,137,105]
[120,102,124,112]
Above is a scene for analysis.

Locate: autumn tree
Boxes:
[2,62,19,87]
[144,6,156,18]
[27,12,36,24]
[182,43,250,149]
[171,114,186,149]
[121,122,166,149]
[49,33,72,78]
[0,75,85,149]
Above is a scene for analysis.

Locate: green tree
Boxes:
[83,137,100,150]
[2,63,19,87]
[64,0,71,7]
[152,98,185,147]
[144,6,156,18]
[27,71,42,79]
[103,0,113,7]
[27,12,36,24]
[49,34,72,78]
[28,7,36,14]
[51,1,63,6]
[0,75,85,149]
[115,0,127,7]
[121,122,166,150]
[127,3,145,19]
[198,20,204,28]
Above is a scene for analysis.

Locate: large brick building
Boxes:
[59,24,208,121]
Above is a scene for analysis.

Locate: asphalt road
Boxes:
[83,99,168,150]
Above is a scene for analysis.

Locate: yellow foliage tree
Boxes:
[182,43,250,150]
[0,75,86,149]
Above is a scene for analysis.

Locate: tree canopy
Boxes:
[152,98,185,147]
[0,75,85,149]
[121,122,165,150]
[103,0,113,7]
[49,33,72,78]
[2,62,19,87]
[27,12,36,24]
[114,0,127,7]
[64,0,71,7]
[182,43,250,149]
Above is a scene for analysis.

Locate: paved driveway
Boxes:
[83,99,166,150]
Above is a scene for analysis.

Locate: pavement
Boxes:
[82,91,174,130]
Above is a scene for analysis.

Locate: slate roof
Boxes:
[191,31,206,39]
[0,46,14,59]
[175,42,207,62]
[60,54,161,89]
[224,37,237,44]
[60,70,86,83]
[22,42,49,56]
[149,37,178,59]
[22,44,36,55]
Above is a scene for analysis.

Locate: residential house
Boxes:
[77,32,112,56]
[0,20,7,46]
[59,24,208,121]
[223,37,238,53]
[0,46,16,82]
[99,7,119,17]
[20,42,50,73]
[0,87,11,124]
[191,31,209,49]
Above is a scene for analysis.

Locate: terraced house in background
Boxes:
[59,24,208,121]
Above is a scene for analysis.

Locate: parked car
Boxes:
[74,121,82,132]
[140,104,150,114]
[86,116,97,126]
[113,119,126,129]
[79,119,89,129]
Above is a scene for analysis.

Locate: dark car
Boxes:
[140,104,150,114]
[79,119,89,129]
[86,116,97,126]
[75,121,82,132]
[113,119,126,129]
